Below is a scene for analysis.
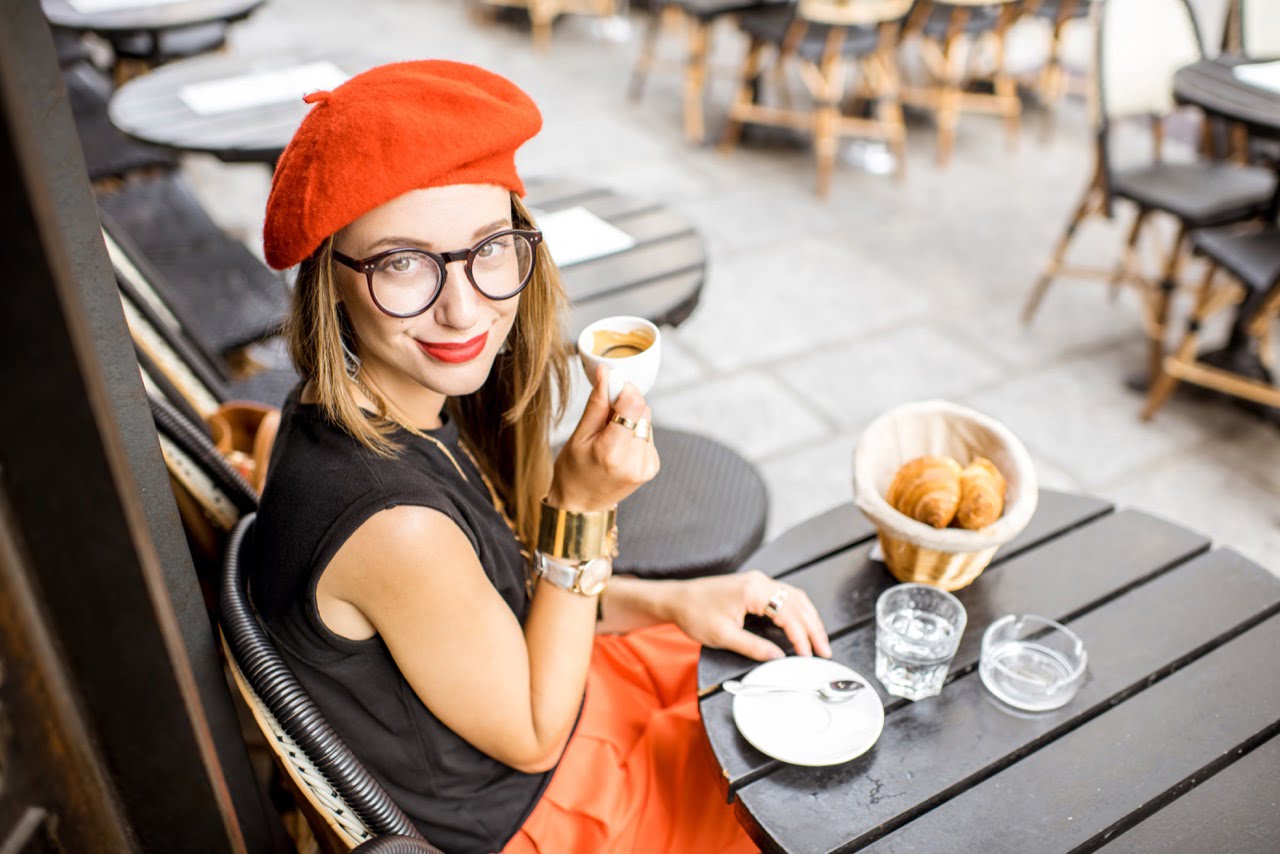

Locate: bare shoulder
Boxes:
[318,505,483,640]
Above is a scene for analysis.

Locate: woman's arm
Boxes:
[324,505,596,774]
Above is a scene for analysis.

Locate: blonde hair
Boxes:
[286,192,570,547]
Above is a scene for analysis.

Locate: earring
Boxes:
[341,337,361,380]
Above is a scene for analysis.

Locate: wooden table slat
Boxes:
[733,548,1280,852]
[560,232,706,302]
[697,492,1118,689]
[566,268,704,337]
[702,508,1212,791]
[743,503,877,579]
[1095,731,1280,853]
[861,604,1280,853]
[525,178,613,210]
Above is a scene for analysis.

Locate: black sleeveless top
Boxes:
[251,387,555,853]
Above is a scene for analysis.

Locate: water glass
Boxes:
[875,583,967,701]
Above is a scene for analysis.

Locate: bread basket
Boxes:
[853,400,1038,591]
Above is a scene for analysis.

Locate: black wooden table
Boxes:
[517,177,707,337]
[42,0,263,34]
[698,489,1280,852]
[108,51,383,163]
[1172,57,1280,399]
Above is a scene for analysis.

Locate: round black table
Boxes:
[697,492,1280,851]
[523,177,707,336]
[1172,57,1280,396]
[109,51,383,163]
[43,0,263,33]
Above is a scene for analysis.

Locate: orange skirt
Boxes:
[503,624,758,854]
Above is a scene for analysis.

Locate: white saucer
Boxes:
[731,657,885,767]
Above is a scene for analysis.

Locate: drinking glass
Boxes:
[875,583,967,701]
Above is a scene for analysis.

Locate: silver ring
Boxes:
[764,587,790,620]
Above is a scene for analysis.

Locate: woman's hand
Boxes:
[670,571,832,661]
[548,364,660,512]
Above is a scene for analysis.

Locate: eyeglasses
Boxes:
[332,229,543,318]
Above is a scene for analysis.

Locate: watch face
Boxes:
[579,558,611,596]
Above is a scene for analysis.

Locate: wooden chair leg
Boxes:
[1022,183,1101,324]
[813,31,847,199]
[1145,223,1188,387]
[1143,262,1219,420]
[683,19,711,144]
[936,33,969,168]
[1110,207,1149,299]
[990,30,1020,152]
[719,40,766,153]
[627,6,667,101]
[875,51,908,182]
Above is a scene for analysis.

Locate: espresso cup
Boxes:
[577,316,662,405]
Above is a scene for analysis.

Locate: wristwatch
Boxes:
[533,552,613,597]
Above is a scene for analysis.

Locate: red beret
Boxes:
[263,60,542,270]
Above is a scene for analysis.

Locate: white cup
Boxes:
[577,316,661,405]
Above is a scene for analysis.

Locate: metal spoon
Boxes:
[722,679,866,703]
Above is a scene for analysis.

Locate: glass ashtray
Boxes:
[979,614,1087,712]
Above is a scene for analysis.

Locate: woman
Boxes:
[252,60,830,853]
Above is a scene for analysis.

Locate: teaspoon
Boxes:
[722,678,866,703]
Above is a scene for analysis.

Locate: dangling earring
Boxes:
[341,337,362,380]
[498,337,511,356]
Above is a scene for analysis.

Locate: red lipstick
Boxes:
[416,331,489,364]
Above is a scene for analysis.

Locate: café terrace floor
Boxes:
[182,0,1279,572]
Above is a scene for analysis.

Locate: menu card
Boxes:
[68,0,184,12]
[178,61,349,116]
[1233,61,1280,95]
[537,206,636,268]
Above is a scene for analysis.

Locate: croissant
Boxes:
[956,457,1007,530]
[887,456,963,528]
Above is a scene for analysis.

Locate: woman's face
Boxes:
[333,184,522,410]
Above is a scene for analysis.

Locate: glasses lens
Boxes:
[370,251,441,315]
[470,233,534,299]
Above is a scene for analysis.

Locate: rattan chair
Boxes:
[1224,0,1280,58]
[221,515,443,853]
[1022,0,1092,134]
[719,0,914,196]
[97,174,291,360]
[1143,220,1280,419]
[629,0,789,143]
[1022,0,1276,386]
[63,60,177,185]
[899,0,1022,167]
[473,0,620,50]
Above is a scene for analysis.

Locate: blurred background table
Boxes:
[524,178,707,339]
[43,0,265,71]
[108,50,381,163]
[697,490,1280,852]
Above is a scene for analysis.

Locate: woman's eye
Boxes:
[477,237,510,259]
[379,253,425,274]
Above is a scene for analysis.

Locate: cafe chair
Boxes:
[115,251,300,419]
[1223,0,1280,58]
[629,0,790,144]
[1022,0,1276,386]
[97,174,291,361]
[473,0,621,50]
[719,0,914,197]
[63,60,177,186]
[898,0,1023,167]
[1021,0,1092,136]
[220,514,444,853]
[1143,220,1280,419]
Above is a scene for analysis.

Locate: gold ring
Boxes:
[764,587,790,620]
[633,418,652,441]
[609,412,637,431]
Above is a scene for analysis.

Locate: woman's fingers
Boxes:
[751,578,831,659]
[716,625,786,663]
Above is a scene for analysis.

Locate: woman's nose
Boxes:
[431,259,481,330]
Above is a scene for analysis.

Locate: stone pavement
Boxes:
[183,0,1278,571]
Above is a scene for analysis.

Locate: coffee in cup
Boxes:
[577,316,662,405]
